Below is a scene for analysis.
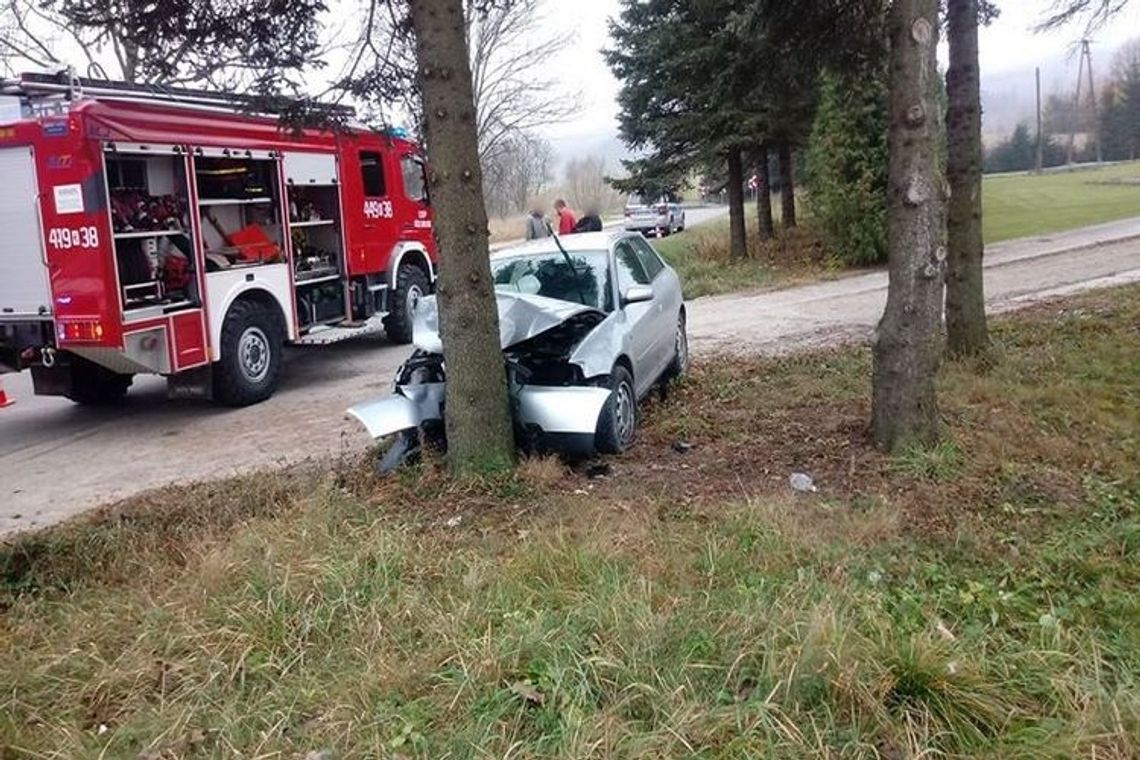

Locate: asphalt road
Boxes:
[2,212,1138,535]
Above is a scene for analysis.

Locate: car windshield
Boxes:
[492,249,612,311]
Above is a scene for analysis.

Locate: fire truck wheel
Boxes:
[213,299,284,406]
[66,357,133,405]
[384,264,430,344]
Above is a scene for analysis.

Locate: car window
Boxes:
[491,249,613,311]
[614,241,650,293]
[360,151,385,196]
[627,194,643,207]
[631,237,665,280]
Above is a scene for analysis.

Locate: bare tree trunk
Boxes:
[871,0,946,450]
[410,0,515,474]
[778,141,797,228]
[756,145,774,241]
[726,147,748,259]
[945,0,989,356]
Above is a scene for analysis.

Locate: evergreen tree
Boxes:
[605,0,870,253]
[1099,55,1140,160]
[984,124,1036,173]
[805,67,889,266]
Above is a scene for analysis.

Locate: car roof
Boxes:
[490,231,634,260]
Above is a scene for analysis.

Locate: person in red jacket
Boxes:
[554,198,577,235]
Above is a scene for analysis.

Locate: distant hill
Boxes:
[981,60,1076,144]
[549,129,633,177]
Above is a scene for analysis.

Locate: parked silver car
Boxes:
[623,193,686,236]
[349,231,688,467]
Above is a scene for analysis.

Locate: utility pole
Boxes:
[1036,66,1044,173]
[1068,40,1101,165]
[1085,40,1101,163]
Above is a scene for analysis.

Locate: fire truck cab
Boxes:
[0,72,437,406]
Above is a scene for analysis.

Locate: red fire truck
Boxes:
[0,72,437,406]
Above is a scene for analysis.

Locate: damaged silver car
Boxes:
[349,230,688,469]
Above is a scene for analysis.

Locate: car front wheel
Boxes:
[596,364,637,454]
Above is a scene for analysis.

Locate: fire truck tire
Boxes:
[384,264,430,344]
[66,357,133,405]
[213,299,285,406]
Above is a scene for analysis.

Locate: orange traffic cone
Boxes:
[0,379,13,408]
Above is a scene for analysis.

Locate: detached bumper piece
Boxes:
[347,382,445,439]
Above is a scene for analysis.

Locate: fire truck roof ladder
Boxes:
[1,70,356,120]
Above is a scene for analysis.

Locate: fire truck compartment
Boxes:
[105,148,200,319]
[288,177,349,329]
[0,145,52,318]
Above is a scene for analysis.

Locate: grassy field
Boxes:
[3,286,1139,758]
[984,161,1140,243]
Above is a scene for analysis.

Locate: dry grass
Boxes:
[488,213,529,244]
[653,212,845,299]
[2,286,1139,758]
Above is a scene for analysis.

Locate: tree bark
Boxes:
[726,146,748,259]
[410,0,516,474]
[871,0,946,450]
[756,145,774,241]
[778,141,797,228]
[944,0,990,356]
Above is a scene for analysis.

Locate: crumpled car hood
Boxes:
[412,291,605,353]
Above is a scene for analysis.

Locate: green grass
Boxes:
[983,161,1140,243]
[3,287,1140,758]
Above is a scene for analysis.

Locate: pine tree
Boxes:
[805,67,889,266]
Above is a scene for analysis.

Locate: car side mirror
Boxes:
[622,284,654,306]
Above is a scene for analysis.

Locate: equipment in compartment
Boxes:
[297,280,346,325]
[197,156,284,268]
[195,158,274,199]
[116,235,194,305]
[287,182,348,328]
[287,186,335,223]
[106,151,199,313]
[110,190,188,233]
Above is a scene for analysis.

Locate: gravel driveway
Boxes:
[2,216,1138,535]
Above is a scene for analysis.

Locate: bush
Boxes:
[805,68,889,266]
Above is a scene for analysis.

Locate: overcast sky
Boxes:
[7,0,1139,146]
[543,0,1140,141]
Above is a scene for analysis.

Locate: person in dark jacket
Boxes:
[573,208,603,233]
